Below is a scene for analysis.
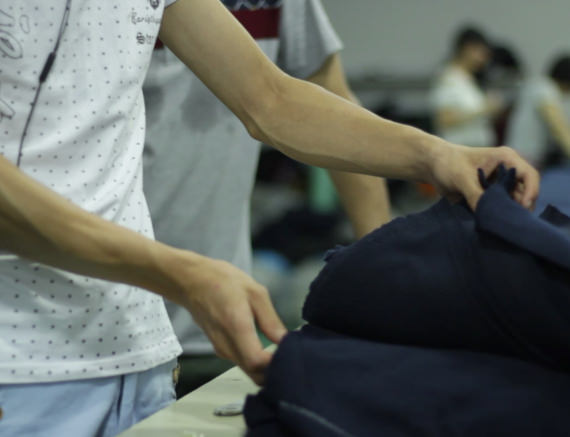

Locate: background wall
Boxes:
[324,0,570,78]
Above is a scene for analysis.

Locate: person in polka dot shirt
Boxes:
[0,0,540,435]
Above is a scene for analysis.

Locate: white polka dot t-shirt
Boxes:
[0,0,182,383]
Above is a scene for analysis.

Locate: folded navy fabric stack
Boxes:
[304,166,570,370]
[245,325,570,437]
[244,167,570,436]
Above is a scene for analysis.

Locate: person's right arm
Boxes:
[539,101,570,158]
[0,155,286,385]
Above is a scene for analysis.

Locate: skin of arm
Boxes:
[0,156,285,385]
[159,0,539,210]
[538,101,570,158]
[306,53,391,237]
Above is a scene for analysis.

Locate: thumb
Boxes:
[250,288,288,345]
[463,176,485,211]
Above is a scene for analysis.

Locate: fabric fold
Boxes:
[303,166,570,370]
[245,167,570,436]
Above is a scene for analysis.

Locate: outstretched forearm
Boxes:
[254,74,443,182]
[0,155,190,299]
[259,75,399,236]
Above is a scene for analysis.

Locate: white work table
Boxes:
[118,365,259,437]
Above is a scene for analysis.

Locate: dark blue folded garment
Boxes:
[535,166,570,216]
[303,167,570,370]
[244,167,570,436]
[244,325,570,437]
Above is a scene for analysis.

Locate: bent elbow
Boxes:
[241,70,291,146]
[243,116,269,144]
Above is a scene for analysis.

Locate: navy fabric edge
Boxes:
[475,183,570,271]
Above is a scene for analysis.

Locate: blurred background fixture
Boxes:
[325,0,564,78]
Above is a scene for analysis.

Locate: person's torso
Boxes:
[434,67,494,147]
[0,0,181,383]
[1,1,162,224]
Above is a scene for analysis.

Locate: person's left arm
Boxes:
[159,0,539,210]
[307,54,391,237]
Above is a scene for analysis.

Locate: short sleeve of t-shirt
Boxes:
[277,0,343,79]
[531,79,561,107]
[430,73,463,110]
[164,0,178,7]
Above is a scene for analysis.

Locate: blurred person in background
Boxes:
[485,44,524,86]
[506,55,570,170]
[483,44,525,145]
[142,0,391,397]
[431,26,504,147]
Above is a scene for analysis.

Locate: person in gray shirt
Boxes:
[507,55,570,169]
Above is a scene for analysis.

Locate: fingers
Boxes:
[241,349,273,386]
[225,312,274,386]
[499,146,540,209]
[208,306,273,385]
[517,167,540,210]
[447,145,540,211]
[513,181,525,206]
[230,284,286,385]
[186,260,286,386]
[210,284,284,385]
[429,143,540,212]
[249,285,288,345]
[463,176,485,211]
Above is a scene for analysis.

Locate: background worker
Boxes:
[507,55,570,169]
[431,27,504,147]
